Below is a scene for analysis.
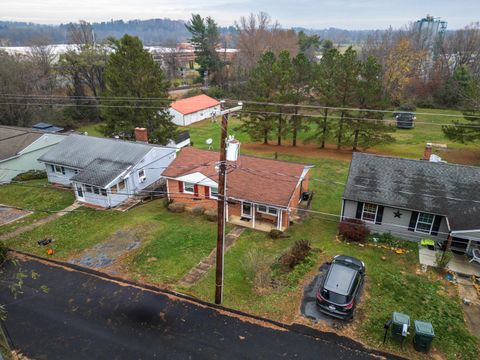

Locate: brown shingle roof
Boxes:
[163,147,310,207]
[0,126,44,161]
[170,94,220,115]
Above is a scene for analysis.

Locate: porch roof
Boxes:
[71,159,131,188]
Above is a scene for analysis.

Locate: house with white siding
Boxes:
[0,126,65,183]
[342,152,480,256]
[38,131,176,208]
[168,94,220,126]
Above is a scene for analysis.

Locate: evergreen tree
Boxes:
[238,52,277,144]
[348,56,395,150]
[101,35,176,144]
[443,74,480,143]
[272,50,294,146]
[311,48,340,148]
[185,14,223,82]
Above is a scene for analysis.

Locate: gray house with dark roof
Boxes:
[342,153,480,255]
[38,134,176,208]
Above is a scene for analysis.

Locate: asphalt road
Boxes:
[0,257,401,360]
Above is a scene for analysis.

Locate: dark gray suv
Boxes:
[316,255,365,320]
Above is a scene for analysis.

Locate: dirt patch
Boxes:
[0,205,31,226]
[437,148,480,166]
[69,229,141,269]
[456,277,480,337]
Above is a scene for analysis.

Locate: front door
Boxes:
[241,202,252,218]
[76,184,84,200]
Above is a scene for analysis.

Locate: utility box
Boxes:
[413,320,435,353]
[391,312,410,340]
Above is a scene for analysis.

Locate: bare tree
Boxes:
[67,20,95,46]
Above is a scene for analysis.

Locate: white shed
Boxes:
[168,94,221,126]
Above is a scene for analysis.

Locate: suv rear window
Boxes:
[321,288,348,304]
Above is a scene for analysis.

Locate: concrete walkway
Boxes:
[0,202,80,241]
[178,226,245,287]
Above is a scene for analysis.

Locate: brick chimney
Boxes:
[423,143,433,161]
[134,127,148,143]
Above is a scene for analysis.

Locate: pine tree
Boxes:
[101,35,176,144]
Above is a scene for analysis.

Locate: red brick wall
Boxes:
[282,209,289,229]
[228,202,241,217]
[167,179,217,209]
[289,172,310,215]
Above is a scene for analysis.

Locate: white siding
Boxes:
[45,163,78,186]
[168,105,221,126]
[342,199,450,242]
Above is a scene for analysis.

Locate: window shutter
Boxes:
[194,184,199,197]
[355,202,364,219]
[408,211,419,231]
[204,186,210,199]
[50,164,54,172]
[178,181,184,193]
[61,166,65,175]
[375,206,384,225]
[431,216,442,236]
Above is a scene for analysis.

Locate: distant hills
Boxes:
[0,19,381,46]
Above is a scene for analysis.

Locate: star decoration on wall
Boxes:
[393,210,403,218]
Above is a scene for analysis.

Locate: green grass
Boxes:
[0,179,75,236]
[77,123,106,137]
[4,201,219,285]
[187,152,478,360]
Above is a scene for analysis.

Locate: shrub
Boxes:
[279,240,312,272]
[338,219,370,243]
[191,206,205,216]
[242,249,272,293]
[436,250,453,270]
[12,170,47,181]
[204,209,217,222]
[162,198,173,208]
[269,229,283,239]
[0,243,7,266]
[167,203,185,213]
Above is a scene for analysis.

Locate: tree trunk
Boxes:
[277,106,283,146]
[263,129,268,144]
[337,110,345,150]
[321,108,328,149]
[353,129,359,151]
[292,107,299,147]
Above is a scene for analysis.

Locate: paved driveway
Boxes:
[0,256,403,360]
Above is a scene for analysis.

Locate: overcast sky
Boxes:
[1,0,479,29]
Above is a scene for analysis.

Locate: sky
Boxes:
[1,0,479,29]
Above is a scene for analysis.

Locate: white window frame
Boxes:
[53,165,65,175]
[85,185,93,193]
[257,204,279,216]
[118,180,126,191]
[100,189,107,196]
[361,203,378,223]
[210,186,218,199]
[138,168,146,182]
[415,212,435,234]
[93,187,100,195]
[184,182,194,194]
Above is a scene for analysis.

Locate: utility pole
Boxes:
[215,100,228,305]
[214,101,242,305]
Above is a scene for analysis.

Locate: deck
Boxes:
[419,247,480,277]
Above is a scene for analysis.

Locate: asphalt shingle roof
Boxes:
[0,126,44,161]
[39,134,173,188]
[163,147,310,207]
[344,153,480,231]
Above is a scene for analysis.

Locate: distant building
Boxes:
[32,122,65,133]
[168,94,221,126]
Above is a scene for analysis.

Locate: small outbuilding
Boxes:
[168,94,220,126]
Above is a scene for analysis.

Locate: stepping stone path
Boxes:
[178,226,245,287]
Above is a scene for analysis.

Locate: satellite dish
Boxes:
[206,138,213,150]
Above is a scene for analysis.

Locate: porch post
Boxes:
[446,234,453,251]
[252,203,255,228]
[277,210,282,230]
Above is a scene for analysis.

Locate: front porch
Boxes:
[228,215,286,232]
[419,247,480,277]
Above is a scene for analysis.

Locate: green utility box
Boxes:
[391,312,410,340]
[413,320,435,353]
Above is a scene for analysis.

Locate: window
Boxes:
[416,213,435,234]
[361,203,378,223]
[118,180,125,190]
[93,187,100,195]
[184,182,194,193]
[85,185,93,193]
[54,165,65,175]
[210,187,219,198]
[101,189,107,196]
[138,169,146,182]
[257,205,279,216]
[111,185,118,194]
[74,169,79,174]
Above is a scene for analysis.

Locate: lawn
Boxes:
[77,123,105,137]
[4,200,219,286]
[187,152,478,360]
[0,179,75,236]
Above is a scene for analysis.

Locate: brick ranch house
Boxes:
[163,147,312,231]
